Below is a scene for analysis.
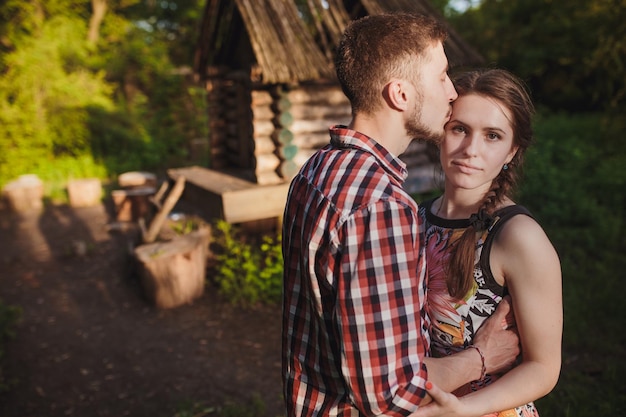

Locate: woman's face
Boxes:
[441,93,518,194]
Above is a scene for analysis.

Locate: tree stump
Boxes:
[111,187,156,222]
[67,178,102,207]
[118,171,157,189]
[1,174,44,212]
[134,227,210,309]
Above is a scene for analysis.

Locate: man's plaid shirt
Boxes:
[282,126,430,416]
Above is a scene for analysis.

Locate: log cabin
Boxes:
[189,0,483,224]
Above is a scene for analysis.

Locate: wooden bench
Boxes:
[167,166,291,224]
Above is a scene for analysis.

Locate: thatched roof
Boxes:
[194,0,483,84]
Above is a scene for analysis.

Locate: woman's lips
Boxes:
[453,161,480,173]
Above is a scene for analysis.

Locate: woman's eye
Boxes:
[452,125,466,133]
[487,132,500,140]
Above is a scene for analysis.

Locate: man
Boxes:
[282,13,519,416]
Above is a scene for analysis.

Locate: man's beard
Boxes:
[405,95,445,144]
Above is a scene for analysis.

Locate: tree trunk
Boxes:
[134,228,211,309]
[88,0,107,44]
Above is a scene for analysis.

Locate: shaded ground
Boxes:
[0,203,284,417]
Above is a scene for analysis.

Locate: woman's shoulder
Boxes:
[494,209,557,264]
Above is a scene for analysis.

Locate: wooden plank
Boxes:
[169,166,254,194]
[284,87,349,105]
[167,166,290,224]
[221,182,290,223]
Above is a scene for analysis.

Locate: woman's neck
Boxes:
[435,184,490,219]
[435,187,513,219]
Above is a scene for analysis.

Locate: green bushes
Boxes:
[0,3,208,198]
[211,221,283,307]
[516,112,625,415]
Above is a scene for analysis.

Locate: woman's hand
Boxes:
[409,381,468,417]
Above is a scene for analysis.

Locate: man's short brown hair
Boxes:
[335,13,448,114]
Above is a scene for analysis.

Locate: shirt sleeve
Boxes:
[333,198,430,416]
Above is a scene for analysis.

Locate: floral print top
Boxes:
[419,199,540,417]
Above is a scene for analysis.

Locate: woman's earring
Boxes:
[503,163,509,171]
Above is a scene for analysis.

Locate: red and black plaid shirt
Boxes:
[282,126,430,416]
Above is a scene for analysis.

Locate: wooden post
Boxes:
[67,178,102,207]
[111,187,156,222]
[142,176,186,244]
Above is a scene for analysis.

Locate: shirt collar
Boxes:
[329,125,408,183]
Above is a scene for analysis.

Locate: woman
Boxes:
[415,69,562,417]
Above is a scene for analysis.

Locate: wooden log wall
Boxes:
[205,69,229,171]
[251,90,282,185]
[399,141,441,194]
[206,70,282,185]
[205,70,438,192]
[271,85,352,180]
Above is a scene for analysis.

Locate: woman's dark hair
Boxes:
[446,68,535,299]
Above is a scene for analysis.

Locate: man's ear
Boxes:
[383,79,410,111]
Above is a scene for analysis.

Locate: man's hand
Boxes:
[472,296,520,375]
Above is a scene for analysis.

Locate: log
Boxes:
[252,119,275,137]
[134,227,210,309]
[251,104,274,120]
[279,160,301,180]
[67,178,102,207]
[287,103,351,119]
[251,90,273,106]
[253,136,276,155]
[289,118,339,134]
[143,176,186,244]
[293,149,318,167]
[256,153,281,172]
[271,97,291,112]
[111,187,156,222]
[292,132,330,149]
[1,174,44,212]
[271,128,294,145]
[273,112,293,128]
[277,143,299,160]
[403,164,440,195]
[283,88,349,105]
[255,171,283,185]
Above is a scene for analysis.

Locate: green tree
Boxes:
[0,0,208,192]
[0,0,113,188]
[449,0,626,113]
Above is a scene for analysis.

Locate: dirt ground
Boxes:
[0,203,284,417]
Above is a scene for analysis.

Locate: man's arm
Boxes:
[336,200,430,414]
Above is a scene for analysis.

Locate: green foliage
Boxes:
[516,112,626,415]
[449,0,626,113]
[0,9,115,189]
[0,299,21,392]
[212,221,283,307]
[0,0,209,194]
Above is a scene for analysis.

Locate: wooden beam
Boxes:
[167,166,290,224]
